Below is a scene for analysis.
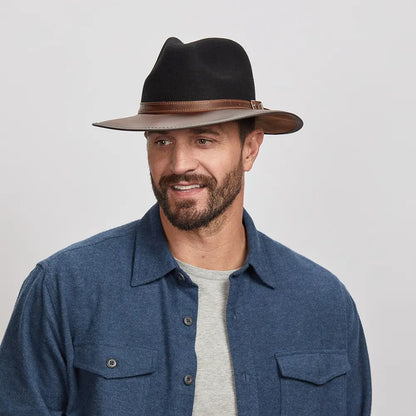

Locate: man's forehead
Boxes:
[145,122,238,137]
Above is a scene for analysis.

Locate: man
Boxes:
[0,37,371,415]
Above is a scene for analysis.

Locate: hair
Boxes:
[237,117,256,144]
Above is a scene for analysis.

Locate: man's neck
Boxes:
[159,201,247,271]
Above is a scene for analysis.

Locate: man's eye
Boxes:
[197,138,212,145]
[155,139,171,146]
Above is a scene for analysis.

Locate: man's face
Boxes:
[146,122,247,231]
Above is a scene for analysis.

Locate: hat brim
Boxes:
[92,109,303,135]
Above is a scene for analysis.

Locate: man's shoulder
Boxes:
[39,219,139,269]
[257,230,345,292]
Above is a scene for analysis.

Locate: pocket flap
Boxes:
[275,351,350,385]
[74,343,157,379]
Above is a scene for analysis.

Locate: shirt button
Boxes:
[184,374,194,385]
[177,272,186,281]
[106,358,117,368]
[183,316,193,326]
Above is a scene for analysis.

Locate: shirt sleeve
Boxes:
[345,291,372,415]
[0,264,68,415]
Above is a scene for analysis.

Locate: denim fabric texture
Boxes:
[0,204,371,415]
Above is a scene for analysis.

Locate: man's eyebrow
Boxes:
[146,130,171,136]
[189,127,220,135]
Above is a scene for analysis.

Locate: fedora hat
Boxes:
[93,37,303,135]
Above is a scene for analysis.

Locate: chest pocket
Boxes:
[73,343,157,415]
[275,351,350,416]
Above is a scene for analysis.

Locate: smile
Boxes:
[172,184,205,191]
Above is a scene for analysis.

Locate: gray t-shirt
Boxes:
[175,259,238,416]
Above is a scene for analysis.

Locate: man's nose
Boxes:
[170,143,199,174]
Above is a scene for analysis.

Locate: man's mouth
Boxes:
[172,184,205,191]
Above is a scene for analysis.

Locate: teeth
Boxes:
[173,184,203,190]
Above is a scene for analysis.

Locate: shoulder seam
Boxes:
[30,263,61,323]
[43,223,138,262]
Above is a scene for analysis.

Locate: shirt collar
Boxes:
[131,204,177,287]
[241,209,276,289]
[131,204,276,289]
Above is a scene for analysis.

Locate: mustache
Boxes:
[158,173,217,189]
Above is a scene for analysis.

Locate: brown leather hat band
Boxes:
[138,99,264,114]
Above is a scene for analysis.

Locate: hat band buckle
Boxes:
[250,100,264,110]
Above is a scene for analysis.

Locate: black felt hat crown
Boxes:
[141,37,255,102]
[93,37,303,135]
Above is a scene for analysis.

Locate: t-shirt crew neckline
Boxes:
[174,258,239,281]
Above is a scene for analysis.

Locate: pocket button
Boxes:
[106,358,118,368]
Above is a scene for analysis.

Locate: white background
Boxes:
[1,1,415,414]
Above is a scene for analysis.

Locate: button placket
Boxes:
[176,274,198,393]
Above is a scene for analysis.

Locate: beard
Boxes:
[151,160,244,231]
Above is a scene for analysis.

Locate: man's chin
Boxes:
[171,199,198,210]
[162,205,214,231]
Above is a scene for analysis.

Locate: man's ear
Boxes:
[242,129,264,172]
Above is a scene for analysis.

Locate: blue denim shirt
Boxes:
[0,204,371,415]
